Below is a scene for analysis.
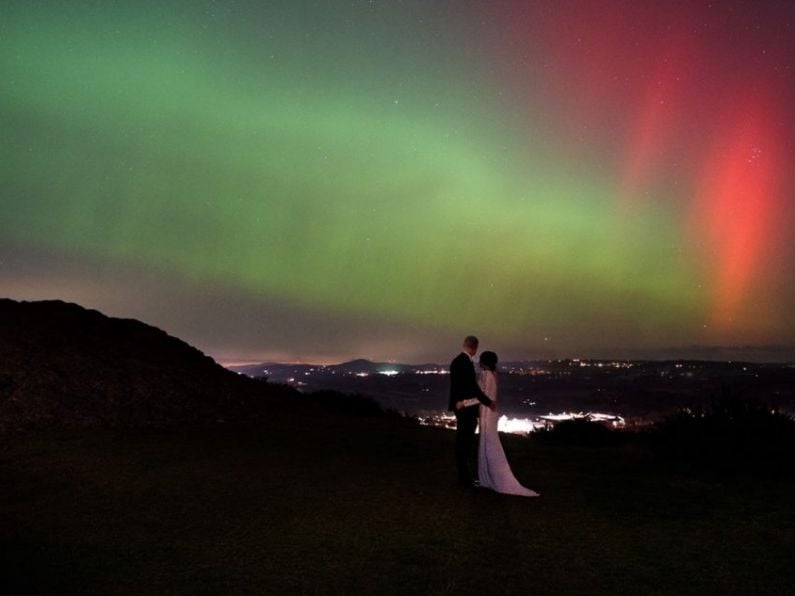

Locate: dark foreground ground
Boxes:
[1,409,794,595]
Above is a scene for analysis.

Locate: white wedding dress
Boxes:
[477,370,539,497]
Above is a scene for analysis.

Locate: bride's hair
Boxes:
[479,351,498,371]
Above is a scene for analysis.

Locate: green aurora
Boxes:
[2,1,792,361]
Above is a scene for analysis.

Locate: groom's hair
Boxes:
[463,336,479,349]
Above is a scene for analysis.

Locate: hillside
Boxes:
[1,302,794,593]
[0,299,295,430]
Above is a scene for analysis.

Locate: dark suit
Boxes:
[449,352,493,486]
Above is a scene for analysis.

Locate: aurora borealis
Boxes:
[2,1,794,363]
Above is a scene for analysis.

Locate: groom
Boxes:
[449,335,494,488]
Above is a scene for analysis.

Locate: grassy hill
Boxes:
[2,410,793,594]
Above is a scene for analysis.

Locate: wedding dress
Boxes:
[477,370,539,497]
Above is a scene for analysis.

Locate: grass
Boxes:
[1,406,794,595]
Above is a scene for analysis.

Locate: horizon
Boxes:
[218,346,795,368]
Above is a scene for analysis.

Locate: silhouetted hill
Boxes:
[0,299,296,430]
[337,358,378,370]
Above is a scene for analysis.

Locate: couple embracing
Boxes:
[450,335,539,497]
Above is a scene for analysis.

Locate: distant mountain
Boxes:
[338,359,382,371]
[0,299,295,430]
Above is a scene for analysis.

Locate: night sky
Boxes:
[2,1,794,364]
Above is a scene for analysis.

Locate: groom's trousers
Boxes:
[454,407,478,486]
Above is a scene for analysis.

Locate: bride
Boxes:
[465,351,539,497]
